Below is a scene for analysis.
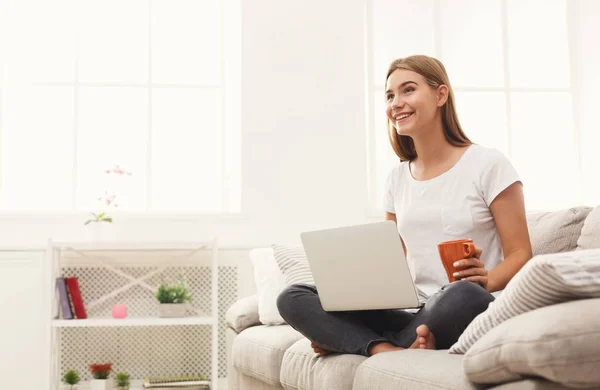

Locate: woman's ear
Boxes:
[437,85,449,107]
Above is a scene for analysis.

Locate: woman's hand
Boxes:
[453,247,489,291]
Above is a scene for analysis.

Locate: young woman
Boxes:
[277,55,533,356]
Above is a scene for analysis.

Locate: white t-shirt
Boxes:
[384,144,520,304]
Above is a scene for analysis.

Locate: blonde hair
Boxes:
[386,55,471,161]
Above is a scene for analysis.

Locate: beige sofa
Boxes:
[226,206,600,390]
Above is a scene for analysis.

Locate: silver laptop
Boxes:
[300,220,420,311]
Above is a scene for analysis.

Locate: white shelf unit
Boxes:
[47,238,219,390]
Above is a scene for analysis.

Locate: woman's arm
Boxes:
[485,182,533,292]
[385,211,407,256]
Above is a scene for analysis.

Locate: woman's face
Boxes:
[385,69,441,137]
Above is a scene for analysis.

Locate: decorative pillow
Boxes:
[225,294,261,333]
[463,298,600,388]
[578,205,600,250]
[249,248,286,325]
[449,249,600,354]
[526,206,592,256]
[272,244,315,286]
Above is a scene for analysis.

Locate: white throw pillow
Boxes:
[272,244,315,286]
[249,248,286,325]
[449,249,600,354]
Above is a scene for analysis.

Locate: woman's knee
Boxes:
[276,283,315,318]
[440,281,494,311]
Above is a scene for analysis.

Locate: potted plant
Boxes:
[156,280,192,317]
[89,362,112,390]
[83,164,132,241]
[62,370,80,390]
[114,372,130,390]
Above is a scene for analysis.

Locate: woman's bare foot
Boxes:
[368,342,404,356]
[311,342,331,357]
[409,325,436,350]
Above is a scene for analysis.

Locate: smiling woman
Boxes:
[384,56,471,162]
[277,54,533,358]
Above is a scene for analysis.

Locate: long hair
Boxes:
[386,55,471,161]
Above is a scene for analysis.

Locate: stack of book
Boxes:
[143,375,210,389]
[56,277,87,319]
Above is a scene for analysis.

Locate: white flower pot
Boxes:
[85,222,116,241]
[158,303,188,318]
[90,379,111,390]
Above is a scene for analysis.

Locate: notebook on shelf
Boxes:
[143,375,210,389]
[143,386,208,390]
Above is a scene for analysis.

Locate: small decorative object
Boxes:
[83,164,132,241]
[89,362,112,390]
[114,372,130,390]
[112,304,128,319]
[62,370,80,390]
[156,280,192,318]
[84,211,113,225]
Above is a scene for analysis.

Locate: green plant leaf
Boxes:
[114,372,130,387]
[63,370,80,385]
[155,280,192,303]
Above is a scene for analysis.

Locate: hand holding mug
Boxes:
[437,239,488,290]
[451,247,488,290]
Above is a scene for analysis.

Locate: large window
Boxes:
[367,0,600,212]
[0,0,241,213]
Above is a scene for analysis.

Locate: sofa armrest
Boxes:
[226,294,261,333]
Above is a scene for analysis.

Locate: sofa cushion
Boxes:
[226,294,261,333]
[526,206,592,256]
[463,298,600,388]
[232,325,303,386]
[450,249,600,354]
[353,350,476,390]
[280,338,366,390]
[578,205,600,250]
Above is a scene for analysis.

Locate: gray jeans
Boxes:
[277,280,494,357]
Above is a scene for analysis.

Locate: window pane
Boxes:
[28,0,77,82]
[78,0,148,84]
[440,0,504,87]
[224,0,242,212]
[507,0,570,88]
[372,0,435,86]
[152,88,222,211]
[510,92,577,211]
[0,86,74,210]
[373,91,400,210]
[152,0,221,85]
[454,92,508,155]
[578,0,600,206]
[77,87,148,211]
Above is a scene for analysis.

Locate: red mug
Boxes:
[437,239,476,282]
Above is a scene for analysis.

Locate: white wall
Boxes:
[0,0,374,249]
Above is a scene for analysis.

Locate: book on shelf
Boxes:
[143,386,209,390]
[55,277,74,319]
[65,277,88,319]
[143,374,210,389]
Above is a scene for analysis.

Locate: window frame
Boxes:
[0,0,242,217]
